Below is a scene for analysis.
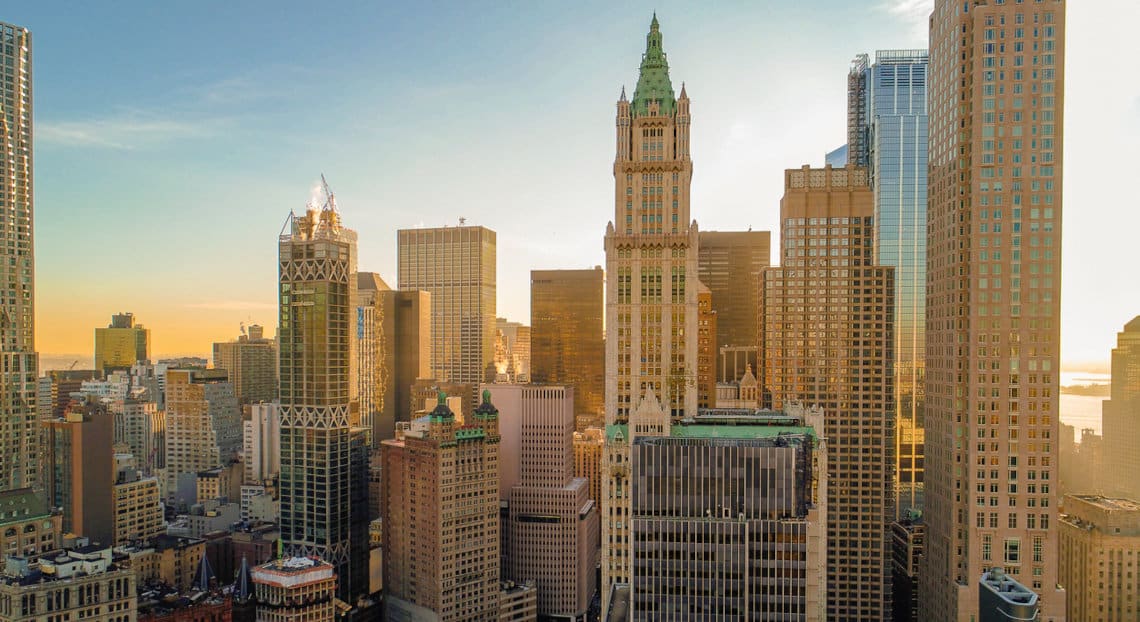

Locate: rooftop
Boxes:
[1070,495,1140,513]
[980,568,1038,607]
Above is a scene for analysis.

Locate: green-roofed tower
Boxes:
[631,13,676,117]
[601,13,699,614]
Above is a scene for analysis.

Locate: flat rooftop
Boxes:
[1071,495,1140,512]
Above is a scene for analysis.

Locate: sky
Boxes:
[6,1,1138,369]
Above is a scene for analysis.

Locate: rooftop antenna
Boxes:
[459,217,467,226]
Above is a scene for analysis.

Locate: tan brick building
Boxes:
[0,546,135,622]
[758,165,895,620]
[1060,495,1140,621]
[113,472,164,545]
[0,487,61,559]
[382,392,501,621]
[920,2,1067,620]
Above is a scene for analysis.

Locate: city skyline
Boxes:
[6,1,1134,367]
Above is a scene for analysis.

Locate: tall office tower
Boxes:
[164,369,241,497]
[758,165,895,620]
[1103,317,1140,500]
[1059,495,1140,621]
[252,557,338,622]
[43,401,114,545]
[847,54,870,169]
[531,268,605,426]
[600,16,700,609]
[489,385,597,620]
[213,324,277,405]
[0,22,36,494]
[244,402,280,483]
[95,313,151,376]
[356,272,432,443]
[628,408,827,619]
[381,392,501,621]
[355,271,389,444]
[921,2,1066,620]
[696,284,715,408]
[397,225,496,387]
[696,230,771,380]
[277,186,363,603]
[848,50,930,516]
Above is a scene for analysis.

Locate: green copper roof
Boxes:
[631,13,676,117]
[670,425,815,441]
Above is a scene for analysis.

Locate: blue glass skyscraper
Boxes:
[850,50,929,515]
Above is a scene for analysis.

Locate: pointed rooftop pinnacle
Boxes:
[651,12,659,32]
[679,81,687,99]
[631,13,676,117]
[619,85,627,102]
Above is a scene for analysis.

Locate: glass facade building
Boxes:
[850,49,929,515]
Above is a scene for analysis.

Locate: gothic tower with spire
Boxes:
[601,14,700,611]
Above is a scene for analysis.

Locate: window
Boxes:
[1005,538,1021,563]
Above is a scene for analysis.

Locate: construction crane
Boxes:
[68,360,78,370]
[320,173,337,212]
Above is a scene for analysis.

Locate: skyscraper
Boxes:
[601,16,700,607]
[355,272,432,443]
[1102,316,1140,501]
[277,183,364,603]
[212,324,277,406]
[695,230,771,380]
[95,313,151,377]
[921,2,1066,619]
[397,225,496,387]
[758,165,895,620]
[43,401,114,546]
[530,268,605,426]
[848,49,930,515]
[381,392,501,621]
[0,22,37,493]
[495,384,597,620]
[163,369,241,498]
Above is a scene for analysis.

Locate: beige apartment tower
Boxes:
[920,2,1066,620]
[164,369,241,496]
[397,225,496,387]
[531,268,605,426]
[1059,495,1140,622]
[381,392,501,621]
[212,324,277,405]
[758,165,895,620]
[696,230,771,381]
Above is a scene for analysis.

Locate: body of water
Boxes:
[1059,371,1109,441]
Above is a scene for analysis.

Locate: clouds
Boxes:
[38,112,215,150]
[882,0,934,40]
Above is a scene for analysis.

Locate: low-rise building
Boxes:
[0,487,62,559]
[0,544,136,622]
[114,469,165,545]
[252,557,336,622]
[1060,495,1140,621]
[498,580,537,622]
[116,535,205,592]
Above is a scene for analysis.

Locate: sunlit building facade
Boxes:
[531,268,605,426]
[758,165,895,620]
[920,1,1066,620]
[0,22,37,494]
[277,188,366,602]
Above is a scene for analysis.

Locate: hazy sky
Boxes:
[7,1,1137,368]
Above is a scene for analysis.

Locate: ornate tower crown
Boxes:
[631,13,676,117]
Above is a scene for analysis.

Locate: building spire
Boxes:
[631,13,675,117]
